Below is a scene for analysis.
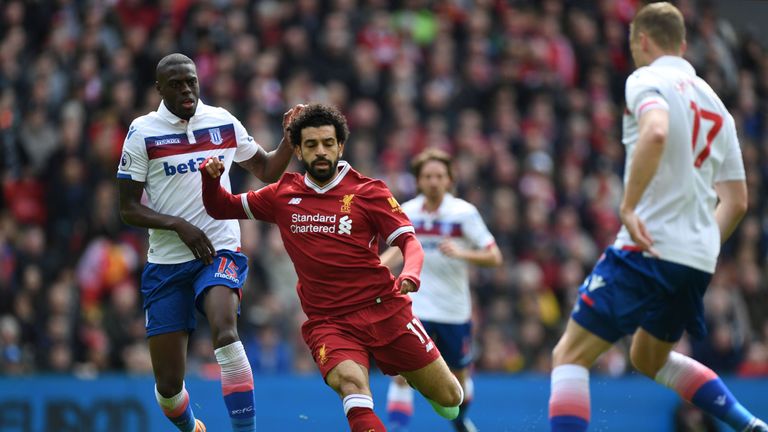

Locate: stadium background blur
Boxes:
[0,0,767,430]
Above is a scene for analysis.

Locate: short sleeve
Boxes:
[243,183,277,223]
[626,70,669,118]
[232,118,260,163]
[715,115,746,182]
[116,122,149,182]
[364,181,414,245]
[462,206,496,249]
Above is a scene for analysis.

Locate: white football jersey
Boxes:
[615,56,745,273]
[403,194,496,323]
[117,101,259,264]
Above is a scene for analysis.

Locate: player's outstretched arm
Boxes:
[118,178,216,264]
[200,157,249,220]
[238,104,304,183]
[714,179,748,244]
[392,232,424,294]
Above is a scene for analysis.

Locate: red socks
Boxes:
[346,407,386,432]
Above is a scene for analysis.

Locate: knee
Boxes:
[629,347,665,378]
[335,372,368,396]
[209,318,239,349]
[212,329,239,349]
[551,337,596,368]
[433,377,464,407]
[551,339,572,367]
[444,381,464,407]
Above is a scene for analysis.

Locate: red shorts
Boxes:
[301,296,442,378]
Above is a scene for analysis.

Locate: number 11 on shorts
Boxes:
[406,318,435,352]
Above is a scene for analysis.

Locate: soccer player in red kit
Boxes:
[200,104,463,431]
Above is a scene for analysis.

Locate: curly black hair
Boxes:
[287,103,350,146]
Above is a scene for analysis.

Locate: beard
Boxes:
[303,157,338,183]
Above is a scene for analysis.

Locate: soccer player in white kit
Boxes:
[548,4,766,432]
[381,149,502,432]
[117,53,302,432]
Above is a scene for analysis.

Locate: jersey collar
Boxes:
[304,160,351,194]
[651,55,696,76]
[157,100,206,125]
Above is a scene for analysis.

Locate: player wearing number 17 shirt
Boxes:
[548,3,766,432]
[201,104,464,432]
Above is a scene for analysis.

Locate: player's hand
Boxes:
[173,219,216,265]
[619,208,660,257]
[201,156,225,179]
[438,239,463,259]
[396,275,419,294]
[283,104,305,140]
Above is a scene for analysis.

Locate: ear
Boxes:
[679,39,688,56]
[640,32,649,51]
[294,145,302,160]
[155,81,161,93]
[338,142,345,158]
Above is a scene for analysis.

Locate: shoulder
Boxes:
[399,197,421,217]
[198,103,237,123]
[129,112,158,132]
[355,173,392,198]
[401,196,422,210]
[124,114,160,147]
[626,66,664,90]
[446,195,481,216]
[269,171,302,190]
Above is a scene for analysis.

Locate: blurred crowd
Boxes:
[1,0,767,382]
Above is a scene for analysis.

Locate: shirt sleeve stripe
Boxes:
[386,226,415,245]
[636,98,669,117]
[116,173,133,179]
[240,193,255,220]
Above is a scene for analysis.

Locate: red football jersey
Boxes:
[242,162,415,318]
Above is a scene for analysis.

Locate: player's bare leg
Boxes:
[549,319,612,431]
[203,285,256,431]
[632,328,767,432]
[450,368,477,432]
[400,356,464,420]
[387,363,475,430]
[149,331,202,431]
[326,360,386,432]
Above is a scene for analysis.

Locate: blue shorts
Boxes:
[420,320,473,370]
[141,250,248,337]
[571,247,712,343]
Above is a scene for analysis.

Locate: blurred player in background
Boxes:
[548,4,766,431]
[117,53,301,432]
[200,104,464,432]
[380,148,502,432]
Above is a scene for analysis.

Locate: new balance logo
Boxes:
[714,395,727,406]
[338,215,352,235]
[288,198,302,205]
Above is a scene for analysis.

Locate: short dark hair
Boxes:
[156,53,194,81]
[411,148,454,181]
[288,104,350,146]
